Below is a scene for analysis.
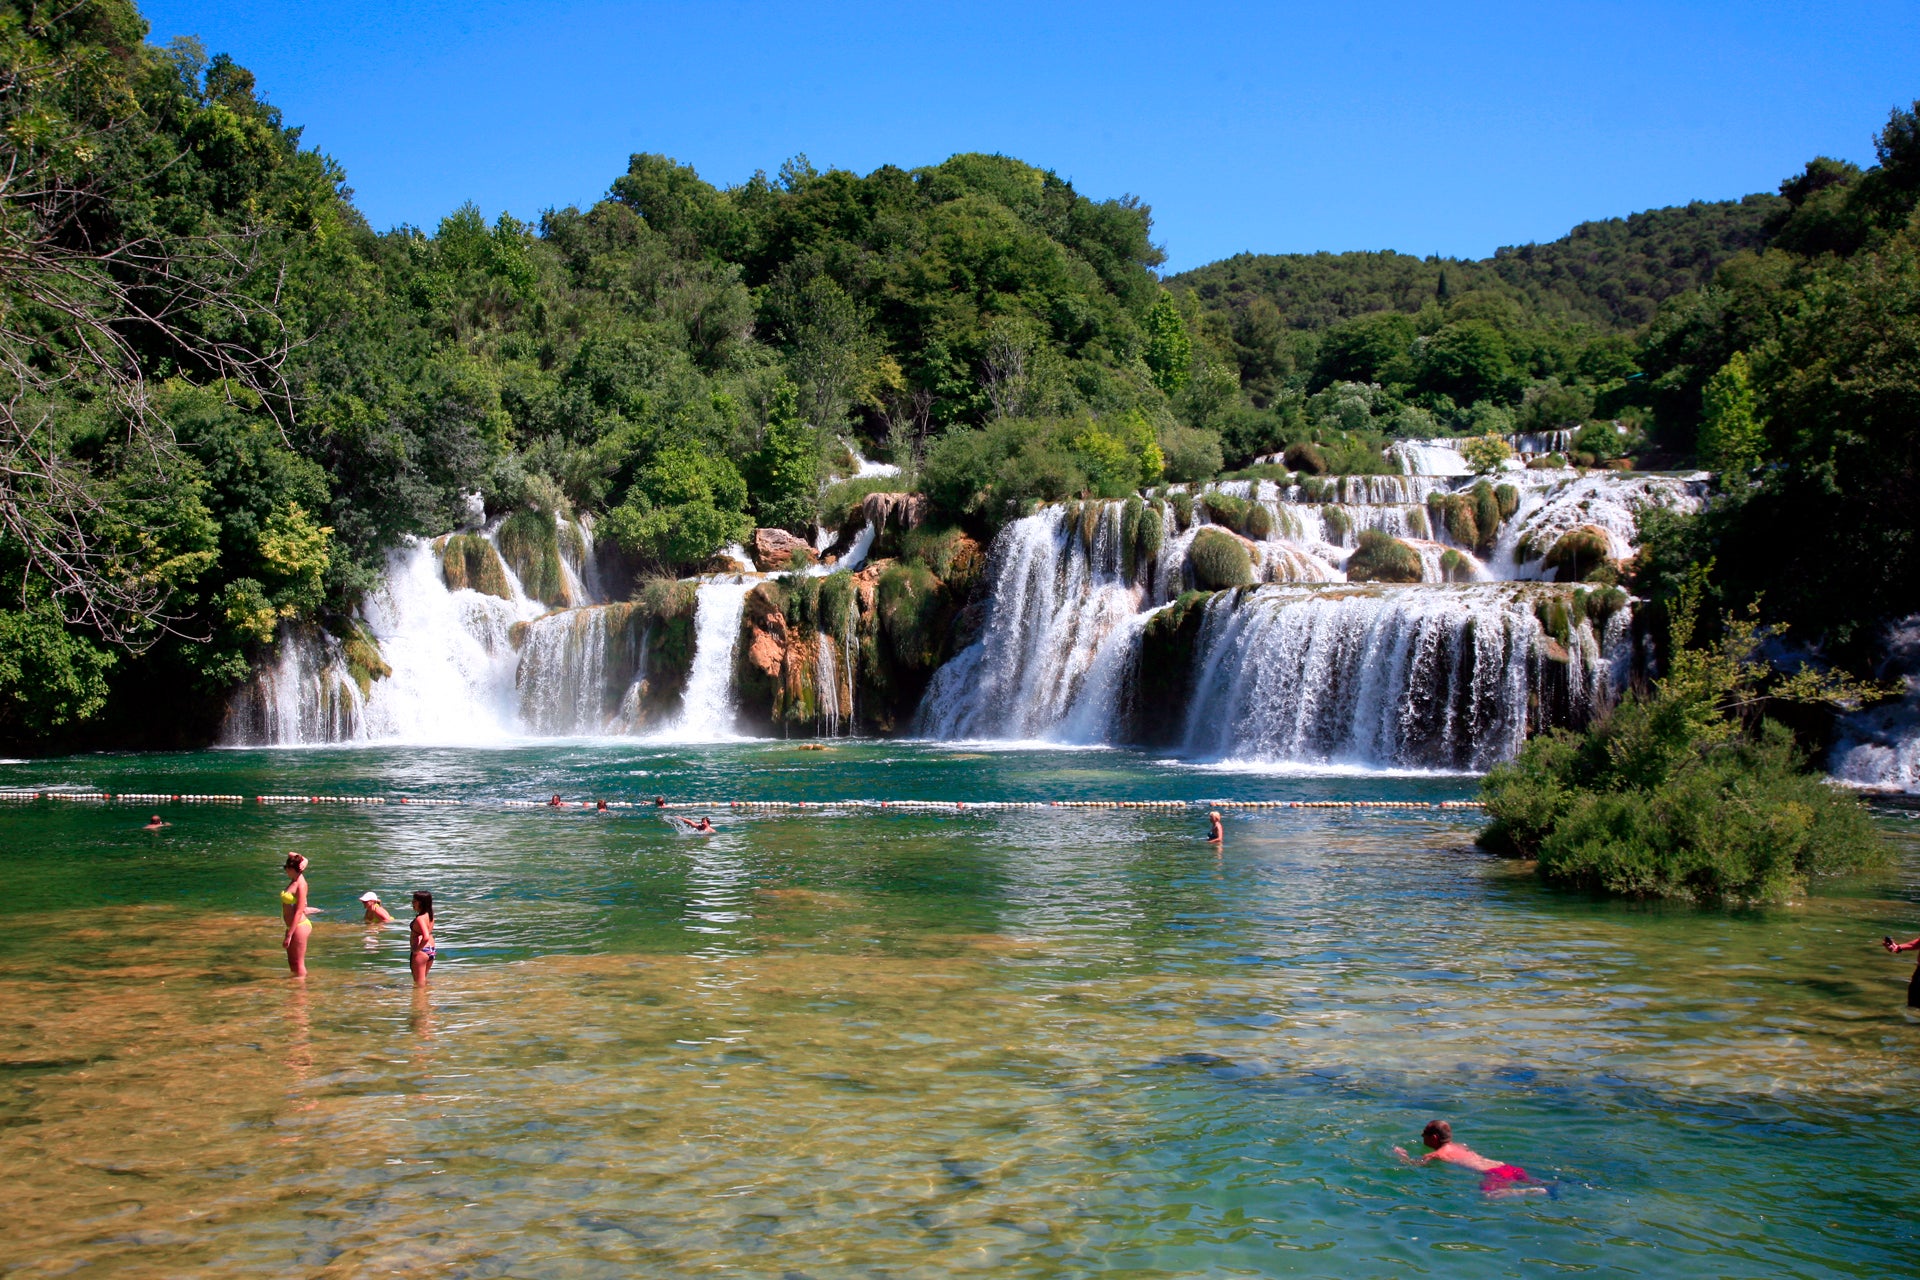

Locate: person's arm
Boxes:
[1886,936,1920,952]
[1393,1146,1435,1165]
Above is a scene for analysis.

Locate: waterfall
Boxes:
[516,604,650,736]
[1178,585,1624,770]
[917,504,1146,740]
[660,581,752,741]
[816,633,842,736]
[1391,441,1471,476]
[222,625,363,745]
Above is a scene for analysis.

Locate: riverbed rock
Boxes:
[752,527,814,571]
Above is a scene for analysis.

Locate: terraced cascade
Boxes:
[919,466,1700,764]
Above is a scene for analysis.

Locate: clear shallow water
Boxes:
[2,743,1918,1278]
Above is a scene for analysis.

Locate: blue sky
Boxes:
[144,1,1920,273]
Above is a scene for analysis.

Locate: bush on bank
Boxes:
[1479,569,1889,902]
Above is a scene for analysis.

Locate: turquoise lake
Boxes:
[1,742,1917,1277]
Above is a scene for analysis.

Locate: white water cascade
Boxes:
[1179,584,1626,769]
[917,504,1149,741]
[659,582,753,742]
[917,466,1698,767]
[223,513,757,745]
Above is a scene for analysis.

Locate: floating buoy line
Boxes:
[0,790,1483,812]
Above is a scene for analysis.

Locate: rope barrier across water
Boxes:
[0,790,1484,811]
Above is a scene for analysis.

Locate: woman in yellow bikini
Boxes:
[281,853,321,977]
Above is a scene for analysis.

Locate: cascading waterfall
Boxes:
[222,624,363,745]
[917,504,1146,740]
[1177,584,1622,769]
[517,604,650,736]
[661,581,753,741]
[226,457,1717,770]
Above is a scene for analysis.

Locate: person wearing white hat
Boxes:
[359,892,394,925]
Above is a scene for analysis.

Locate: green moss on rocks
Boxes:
[1544,526,1613,583]
[1189,527,1254,589]
[1284,441,1327,475]
[1495,483,1520,519]
[1202,491,1250,532]
[1345,530,1423,583]
[437,534,511,599]
[1169,491,1194,530]
[497,510,571,607]
[1243,501,1273,540]
[1322,506,1351,544]
[1439,549,1473,583]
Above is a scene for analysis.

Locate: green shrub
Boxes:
[1494,483,1520,519]
[1439,548,1473,582]
[1573,421,1621,461]
[1160,425,1224,483]
[1243,502,1273,540]
[1479,571,1888,902]
[496,511,571,606]
[1322,505,1351,544]
[1283,441,1326,475]
[1406,506,1430,540]
[898,525,983,593]
[1544,526,1612,582]
[877,562,944,669]
[1202,491,1250,532]
[1429,492,1478,550]
[1344,530,1423,583]
[1169,491,1194,530]
[439,534,511,599]
[1188,527,1254,589]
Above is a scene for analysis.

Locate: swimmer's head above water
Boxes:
[1422,1120,1452,1149]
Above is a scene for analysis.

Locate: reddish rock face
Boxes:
[751,527,813,571]
[859,492,927,532]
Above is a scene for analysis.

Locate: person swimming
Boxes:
[1883,933,1920,1007]
[360,892,394,925]
[595,799,609,813]
[142,814,169,831]
[1206,810,1224,843]
[409,891,436,985]
[281,853,322,978]
[678,814,716,833]
[547,794,563,807]
[1395,1120,1543,1197]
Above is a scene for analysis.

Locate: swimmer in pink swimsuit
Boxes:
[1396,1120,1543,1197]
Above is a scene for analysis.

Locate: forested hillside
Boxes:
[0,0,1915,751]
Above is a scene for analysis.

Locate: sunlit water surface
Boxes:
[2,743,1918,1278]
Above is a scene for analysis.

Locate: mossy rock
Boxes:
[438,533,511,599]
[1344,530,1423,583]
[1470,481,1501,554]
[1322,505,1351,544]
[1169,491,1194,530]
[496,511,571,607]
[1120,496,1145,578]
[1405,506,1430,540]
[1283,441,1327,475]
[1202,492,1250,532]
[1439,548,1474,583]
[337,620,391,697]
[1135,505,1164,577]
[1243,501,1273,540]
[1543,525,1613,583]
[1188,527,1254,590]
[1494,483,1520,519]
[1535,597,1573,647]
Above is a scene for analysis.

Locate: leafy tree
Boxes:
[1697,351,1764,475]
[1141,295,1191,394]
[747,382,818,531]
[601,444,751,569]
[1479,569,1889,901]
[1461,433,1512,474]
